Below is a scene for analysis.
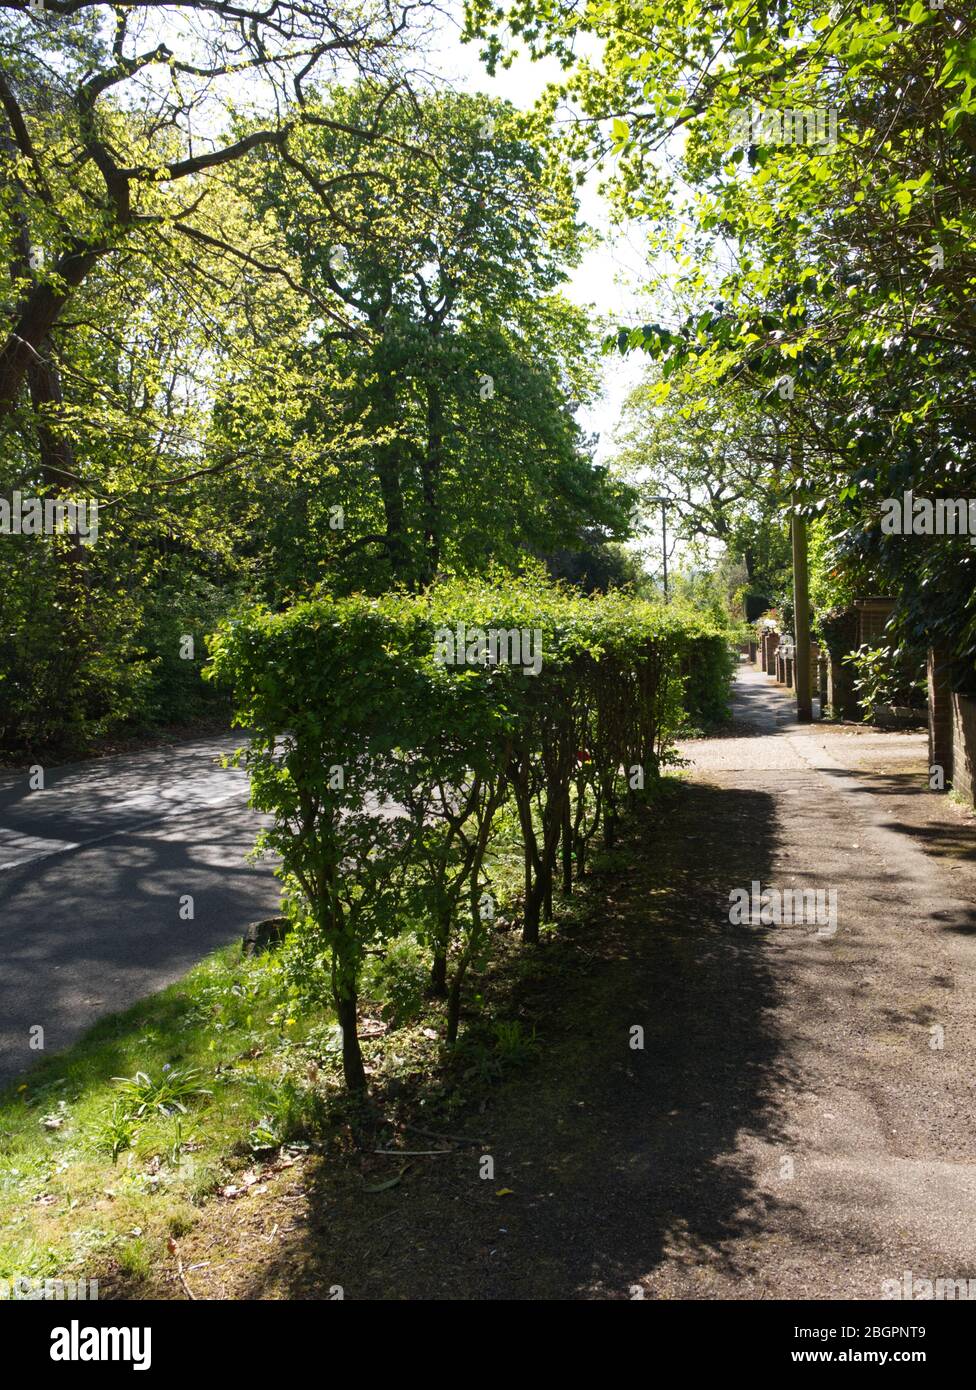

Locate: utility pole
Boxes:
[791,438,812,722]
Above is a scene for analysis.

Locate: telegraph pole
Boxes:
[791,438,813,722]
[661,500,668,601]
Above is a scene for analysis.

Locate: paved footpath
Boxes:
[666,663,976,1298]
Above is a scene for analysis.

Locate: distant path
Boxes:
[0,736,279,1085]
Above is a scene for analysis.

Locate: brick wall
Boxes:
[854,598,896,645]
[951,694,976,804]
[765,631,779,677]
[826,655,860,719]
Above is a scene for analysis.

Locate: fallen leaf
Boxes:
[364,1167,409,1193]
[365,1175,402,1193]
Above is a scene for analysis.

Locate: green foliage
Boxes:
[223,84,631,598]
[807,520,858,626]
[611,369,792,599]
[842,643,927,720]
[109,1067,212,1121]
[0,47,628,756]
[680,633,737,729]
[93,1102,140,1165]
[491,1020,539,1067]
[208,569,723,1087]
[465,0,976,677]
[362,937,431,1030]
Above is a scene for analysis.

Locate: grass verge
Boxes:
[0,795,623,1295]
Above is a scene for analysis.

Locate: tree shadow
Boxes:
[236,779,800,1300]
[0,805,279,1086]
[811,770,976,937]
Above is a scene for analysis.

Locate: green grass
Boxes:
[0,836,528,1290]
[0,944,341,1287]
[0,796,648,1293]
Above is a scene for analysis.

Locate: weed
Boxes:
[95,1101,141,1163]
[111,1067,212,1120]
[492,1020,538,1066]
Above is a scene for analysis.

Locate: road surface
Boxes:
[0,735,279,1086]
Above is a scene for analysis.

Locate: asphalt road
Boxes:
[0,735,280,1086]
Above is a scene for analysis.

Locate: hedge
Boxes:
[208,572,729,1090]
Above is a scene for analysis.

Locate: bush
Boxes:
[207,570,722,1090]
[842,643,926,720]
[361,936,430,1028]
[679,630,737,728]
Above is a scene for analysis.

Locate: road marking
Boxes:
[0,832,81,867]
[0,792,246,873]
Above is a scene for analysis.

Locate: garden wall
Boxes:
[950,693,976,805]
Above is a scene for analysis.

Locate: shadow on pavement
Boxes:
[237,778,800,1300]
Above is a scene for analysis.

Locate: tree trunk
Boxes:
[372,367,409,582]
[333,989,367,1092]
[523,874,545,944]
[0,246,102,416]
[420,378,444,585]
[446,967,464,1044]
[604,782,617,849]
[574,833,586,879]
[429,945,448,998]
[28,342,86,561]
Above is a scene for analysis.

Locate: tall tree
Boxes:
[231,84,630,594]
[465,0,976,666]
[611,371,792,595]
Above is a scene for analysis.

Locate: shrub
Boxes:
[207,571,721,1089]
[679,630,737,728]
